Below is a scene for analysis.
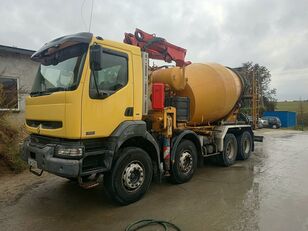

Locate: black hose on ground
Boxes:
[125,219,181,231]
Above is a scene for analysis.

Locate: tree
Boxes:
[237,62,277,113]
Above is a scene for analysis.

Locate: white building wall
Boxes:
[0,50,39,112]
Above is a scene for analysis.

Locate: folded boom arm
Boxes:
[124,28,191,67]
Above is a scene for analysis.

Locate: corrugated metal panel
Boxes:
[288,111,297,127]
[263,111,297,127]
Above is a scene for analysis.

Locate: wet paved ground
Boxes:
[1,129,308,231]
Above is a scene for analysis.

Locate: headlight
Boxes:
[55,145,84,158]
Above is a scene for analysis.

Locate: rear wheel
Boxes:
[170,140,198,184]
[104,147,153,205]
[237,131,252,160]
[217,133,237,166]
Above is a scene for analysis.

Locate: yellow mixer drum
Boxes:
[151,63,243,124]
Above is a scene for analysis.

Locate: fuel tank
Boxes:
[151,63,243,124]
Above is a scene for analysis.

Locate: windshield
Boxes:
[31,43,88,96]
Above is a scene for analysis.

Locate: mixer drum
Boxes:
[151,63,243,125]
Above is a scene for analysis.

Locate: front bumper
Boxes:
[21,136,114,178]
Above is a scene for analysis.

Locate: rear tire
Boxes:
[170,140,198,184]
[217,133,237,166]
[104,147,153,205]
[236,131,252,160]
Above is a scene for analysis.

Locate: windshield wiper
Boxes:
[30,91,51,97]
[30,87,66,97]
[46,87,66,93]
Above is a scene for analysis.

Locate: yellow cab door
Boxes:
[81,41,134,138]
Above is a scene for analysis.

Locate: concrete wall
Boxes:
[0,50,39,113]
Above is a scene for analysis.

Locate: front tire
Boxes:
[170,140,198,184]
[104,147,153,205]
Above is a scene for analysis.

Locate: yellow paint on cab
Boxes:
[25,36,143,139]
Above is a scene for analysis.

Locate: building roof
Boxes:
[0,44,35,56]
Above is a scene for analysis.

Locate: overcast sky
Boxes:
[1,0,307,100]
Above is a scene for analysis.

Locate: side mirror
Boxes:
[90,44,103,71]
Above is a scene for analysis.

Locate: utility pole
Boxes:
[251,69,260,129]
[299,98,304,131]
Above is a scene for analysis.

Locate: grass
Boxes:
[0,114,27,172]
[0,85,27,173]
[276,101,308,113]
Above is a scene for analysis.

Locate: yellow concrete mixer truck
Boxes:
[21,29,256,204]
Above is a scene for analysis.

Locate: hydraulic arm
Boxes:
[124,28,191,67]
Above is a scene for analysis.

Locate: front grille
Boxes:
[30,135,61,145]
[26,120,63,129]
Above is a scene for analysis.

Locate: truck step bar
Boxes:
[78,174,102,189]
[29,166,44,176]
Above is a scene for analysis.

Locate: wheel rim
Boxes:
[243,138,251,154]
[179,151,193,174]
[122,161,145,192]
[226,141,235,159]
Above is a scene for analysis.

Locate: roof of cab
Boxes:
[94,38,141,55]
[31,32,93,61]
[32,32,141,61]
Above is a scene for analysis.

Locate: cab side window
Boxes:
[90,50,128,98]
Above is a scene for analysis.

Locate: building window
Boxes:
[0,77,19,111]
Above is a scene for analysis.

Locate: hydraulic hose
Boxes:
[125,219,181,231]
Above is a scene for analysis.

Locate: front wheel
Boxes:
[170,140,198,184]
[104,147,153,205]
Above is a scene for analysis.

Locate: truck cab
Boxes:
[26,32,145,139]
